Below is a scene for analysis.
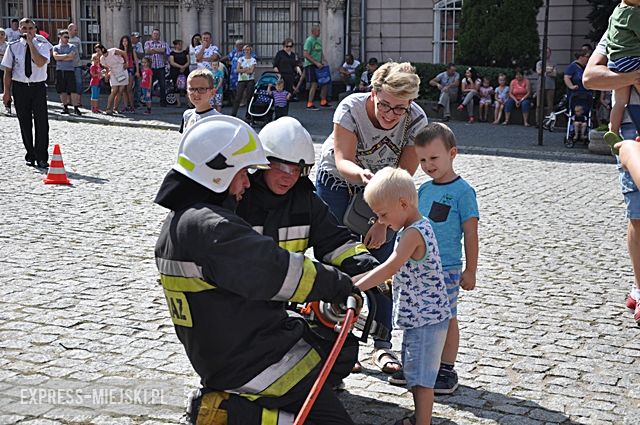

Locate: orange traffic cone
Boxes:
[43,144,71,185]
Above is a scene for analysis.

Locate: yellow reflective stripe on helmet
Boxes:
[325,242,369,267]
[233,131,258,155]
[160,274,216,292]
[289,257,316,303]
[178,154,195,171]
[278,239,308,253]
[262,408,278,425]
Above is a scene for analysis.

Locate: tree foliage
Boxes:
[586,0,618,44]
[458,0,543,69]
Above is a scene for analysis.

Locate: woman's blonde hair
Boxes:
[370,62,420,100]
[364,167,418,208]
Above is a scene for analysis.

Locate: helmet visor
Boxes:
[270,160,312,177]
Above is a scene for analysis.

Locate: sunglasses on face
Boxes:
[285,44,293,48]
[188,87,212,94]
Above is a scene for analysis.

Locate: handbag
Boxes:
[315,65,331,86]
[342,112,412,242]
[114,71,128,83]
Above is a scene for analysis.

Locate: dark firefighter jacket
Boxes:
[236,172,379,276]
[154,170,353,399]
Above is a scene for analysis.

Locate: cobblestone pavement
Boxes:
[0,116,638,425]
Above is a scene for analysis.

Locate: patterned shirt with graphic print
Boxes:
[392,218,451,330]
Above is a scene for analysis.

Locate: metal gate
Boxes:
[135,0,179,45]
[1,0,21,29]
[222,0,319,63]
[79,0,100,59]
[32,0,72,42]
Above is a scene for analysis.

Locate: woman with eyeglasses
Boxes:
[273,38,302,94]
[315,62,428,380]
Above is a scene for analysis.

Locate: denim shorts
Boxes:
[618,124,640,219]
[402,319,449,389]
[443,268,461,317]
[142,88,151,103]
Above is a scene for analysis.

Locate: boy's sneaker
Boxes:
[388,370,407,386]
[434,368,458,395]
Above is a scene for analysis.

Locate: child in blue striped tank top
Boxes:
[354,166,450,425]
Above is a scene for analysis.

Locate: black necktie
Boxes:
[25,46,32,78]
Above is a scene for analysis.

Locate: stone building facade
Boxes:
[0,0,594,74]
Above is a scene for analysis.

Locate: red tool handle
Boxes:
[293,296,358,425]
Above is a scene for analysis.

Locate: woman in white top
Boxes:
[231,44,256,118]
[316,61,428,376]
[95,43,129,115]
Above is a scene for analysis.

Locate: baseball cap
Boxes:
[131,31,140,37]
[368,57,378,65]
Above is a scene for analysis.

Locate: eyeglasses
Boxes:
[375,98,410,116]
[187,87,212,94]
[61,36,69,39]
[285,44,293,48]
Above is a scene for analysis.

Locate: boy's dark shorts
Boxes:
[56,70,78,94]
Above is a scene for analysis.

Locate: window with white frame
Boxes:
[433,0,462,65]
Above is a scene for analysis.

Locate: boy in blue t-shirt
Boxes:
[414,122,479,394]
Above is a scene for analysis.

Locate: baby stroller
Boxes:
[564,91,593,148]
[246,72,279,127]
[542,94,568,132]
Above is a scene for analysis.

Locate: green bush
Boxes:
[457,0,542,69]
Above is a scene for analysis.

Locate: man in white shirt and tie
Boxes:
[1,18,51,168]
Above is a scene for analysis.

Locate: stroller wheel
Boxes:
[166,92,178,106]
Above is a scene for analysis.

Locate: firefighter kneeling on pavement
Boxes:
[154,115,361,425]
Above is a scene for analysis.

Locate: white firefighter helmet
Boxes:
[173,115,269,193]
[258,117,315,175]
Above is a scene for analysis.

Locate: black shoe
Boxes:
[388,370,407,386]
[36,161,49,169]
[61,105,70,114]
[320,102,332,107]
[25,160,35,167]
[74,106,82,116]
[434,368,458,395]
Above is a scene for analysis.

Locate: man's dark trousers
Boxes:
[152,67,166,106]
[12,81,49,163]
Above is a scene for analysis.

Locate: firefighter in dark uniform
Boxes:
[154,115,359,425]
[237,117,379,276]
